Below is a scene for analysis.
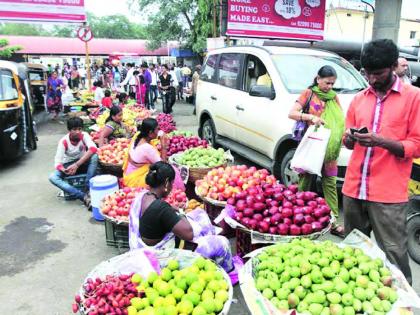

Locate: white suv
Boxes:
[196,45,367,186]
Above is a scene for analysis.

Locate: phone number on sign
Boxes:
[297,21,323,29]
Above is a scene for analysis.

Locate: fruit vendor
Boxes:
[98,106,130,147]
[122,118,184,190]
[129,161,238,281]
[289,65,345,238]
[49,117,98,207]
[343,39,420,285]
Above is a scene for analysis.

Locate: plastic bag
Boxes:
[291,125,331,176]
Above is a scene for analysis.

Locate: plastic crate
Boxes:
[63,174,87,200]
[204,201,235,238]
[104,219,129,250]
[235,228,271,260]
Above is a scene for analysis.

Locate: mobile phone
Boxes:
[358,127,369,134]
[350,128,358,135]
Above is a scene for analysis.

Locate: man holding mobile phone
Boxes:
[342,39,420,285]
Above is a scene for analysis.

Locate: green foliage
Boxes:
[0,23,47,36]
[131,0,218,53]
[0,38,22,58]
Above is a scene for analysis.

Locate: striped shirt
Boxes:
[342,76,420,203]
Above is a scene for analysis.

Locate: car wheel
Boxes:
[407,215,420,264]
[202,119,217,147]
[279,149,300,186]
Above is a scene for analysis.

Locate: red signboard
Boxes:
[226,0,326,41]
[0,0,86,23]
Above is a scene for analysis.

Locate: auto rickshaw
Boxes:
[23,63,47,111]
[407,158,420,263]
[0,61,37,161]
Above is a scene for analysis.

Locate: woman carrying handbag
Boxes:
[288,65,345,237]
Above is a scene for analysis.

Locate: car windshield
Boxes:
[272,54,367,94]
[29,71,43,81]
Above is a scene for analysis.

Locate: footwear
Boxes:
[331,224,345,238]
[83,194,92,210]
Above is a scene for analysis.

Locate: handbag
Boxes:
[292,91,313,141]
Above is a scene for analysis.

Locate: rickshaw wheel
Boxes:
[407,215,420,264]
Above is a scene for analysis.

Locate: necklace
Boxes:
[147,191,159,199]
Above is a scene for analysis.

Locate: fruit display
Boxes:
[72,273,140,314]
[176,148,226,168]
[96,106,151,128]
[101,187,144,221]
[164,189,188,210]
[228,183,331,236]
[157,113,176,133]
[81,91,95,103]
[165,135,208,157]
[253,239,398,315]
[185,199,204,213]
[168,130,193,138]
[128,257,230,315]
[98,138,130,165]
[196,165,277,202]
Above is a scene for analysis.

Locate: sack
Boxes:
[292,91,313,141]
[291,125,331,176]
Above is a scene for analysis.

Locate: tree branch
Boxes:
[181,10,194,31]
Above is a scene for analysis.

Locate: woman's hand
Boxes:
[311,115,325,126]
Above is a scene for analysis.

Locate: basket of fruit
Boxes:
[72,249,233,315]
[156,113,176,133]
[225,183,334,243]
[98,138,130,177]
[163,134,208,157]
[169,147,230,185]
[184,199,204,213]
[239,235,420,315]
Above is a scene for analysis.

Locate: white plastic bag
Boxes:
[290,125,331,176]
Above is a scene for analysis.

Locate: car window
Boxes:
[0,69,18,101]
[272,54,367,94]
[29,71,43,81]
[200,55,218,82]
[217,53,241,89]
[244,55,273,92]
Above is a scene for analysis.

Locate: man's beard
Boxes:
[372,70,394,92]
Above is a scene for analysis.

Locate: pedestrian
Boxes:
[78,65,86,89]
[120,63,136,99]
[175,63,183,100]
[134,70,147,105]
[94,80,105,105]
[395,57,411,85]
[191,65,201,115]
[49,117,98,208]
[181,64,191,88]
[158,65,173,114]
[288,65,345,237]
[168,64,178,109]
[69,65,80,90]
[149,64,159,109]
[141,62,152,109]
[343,39,420,285]
[47,71,65,121]
[112,65,121,90]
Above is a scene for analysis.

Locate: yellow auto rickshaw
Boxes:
[0,61,37,161]
[23,63,47,111]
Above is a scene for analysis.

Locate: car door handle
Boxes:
[211,96,217,100]
[236,105,244,111]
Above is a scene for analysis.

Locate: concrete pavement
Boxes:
[0,100,419,314]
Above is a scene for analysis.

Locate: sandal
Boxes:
[83,194,92,211]
[331,224,345,238]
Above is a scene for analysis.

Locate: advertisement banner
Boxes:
[226,0,326,41]
[0,0,86,23]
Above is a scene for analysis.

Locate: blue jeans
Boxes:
[49,154,98,200]
[149,85,158,108]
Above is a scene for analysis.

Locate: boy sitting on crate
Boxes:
[49,117,98,207]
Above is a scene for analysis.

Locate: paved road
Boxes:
[0,101,418,314]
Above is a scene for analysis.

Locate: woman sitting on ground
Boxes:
[129,161,235,275]
[98,106,130,147]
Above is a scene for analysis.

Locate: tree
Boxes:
[0,23,47,36]
[0,38,22,58]
[131,0,218,53]
[88,13,147,39]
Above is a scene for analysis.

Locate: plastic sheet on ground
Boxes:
[238,229,420,315]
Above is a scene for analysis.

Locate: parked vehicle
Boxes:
[196,45,367,187]
[0,61,37,161]
[407,159,420,263]
[23,63,47,111]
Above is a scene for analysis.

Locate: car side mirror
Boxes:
[249,85,275,100]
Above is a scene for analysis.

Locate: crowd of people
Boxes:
[45,61,201,121]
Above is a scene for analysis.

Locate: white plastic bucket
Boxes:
[89,175,119,221]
